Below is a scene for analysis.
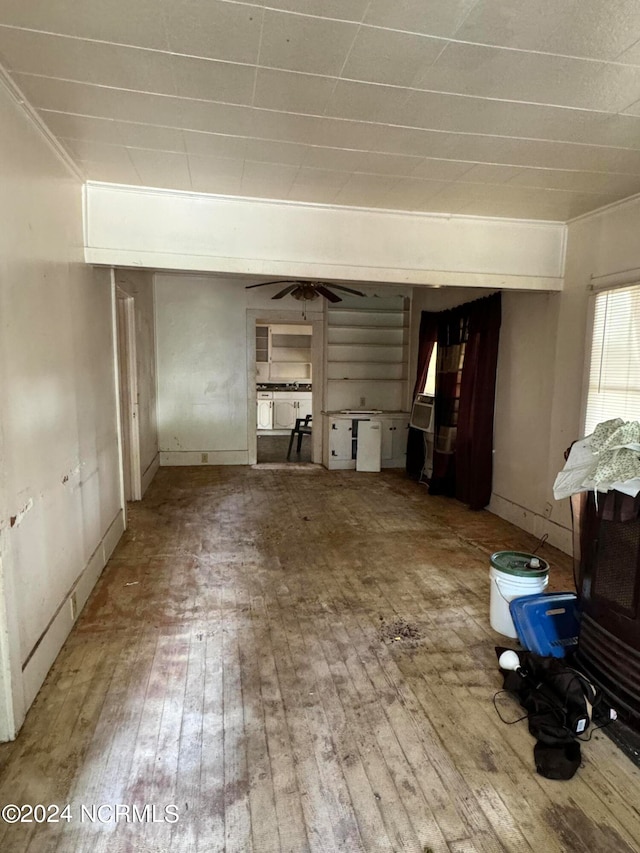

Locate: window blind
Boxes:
[584,284,640,435]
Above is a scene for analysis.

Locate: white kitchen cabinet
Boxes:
[273,399,297,429]
[265,391,313,430]
[255,323,312,382]
[256,391,273,430]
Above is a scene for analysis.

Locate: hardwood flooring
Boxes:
[1,466,639,852]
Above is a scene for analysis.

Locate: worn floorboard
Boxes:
[1,466,639,852]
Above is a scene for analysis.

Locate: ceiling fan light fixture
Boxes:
[292,284,320,301]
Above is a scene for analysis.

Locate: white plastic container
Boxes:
[489,551,549,638]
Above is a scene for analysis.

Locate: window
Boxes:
[584,284,640,435]
[422,343,438,397]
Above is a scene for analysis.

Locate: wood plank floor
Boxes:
[1,466,639,853]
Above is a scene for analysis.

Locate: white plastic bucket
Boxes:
[489,551,549,638]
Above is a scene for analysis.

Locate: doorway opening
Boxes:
[255,321,313,464]
[115,287,142,501]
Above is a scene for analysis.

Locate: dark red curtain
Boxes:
[455,292,501,509]
[406,311,438,478]
[411,293,501,509]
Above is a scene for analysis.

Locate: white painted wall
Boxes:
[85,184,566,290]
[0,80,122,738]
[155,273,327,465]
[115,269,159,494]
[490,197,640,554]
[155,275,250,465]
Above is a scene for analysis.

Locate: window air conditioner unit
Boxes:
[410,394,434,433]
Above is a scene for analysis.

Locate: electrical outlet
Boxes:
[70,592,77,621]
[360,397,366,407]
[544,502,553,518]
[201,453,209,464]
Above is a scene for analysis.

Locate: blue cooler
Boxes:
[509,592,580,658]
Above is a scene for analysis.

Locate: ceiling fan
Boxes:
[245,279,366,303]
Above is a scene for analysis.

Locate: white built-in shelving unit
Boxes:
[325,296,409,412]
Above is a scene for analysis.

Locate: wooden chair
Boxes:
[287,414,312,459]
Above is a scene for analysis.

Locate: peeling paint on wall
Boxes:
[9,499,33,529]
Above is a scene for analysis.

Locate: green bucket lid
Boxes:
[490,551,549,578]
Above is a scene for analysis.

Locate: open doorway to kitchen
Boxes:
[256,322,313,463]
[246,311,324,466]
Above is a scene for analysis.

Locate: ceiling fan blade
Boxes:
[272,284,299,299]
[316,285,342,303]
[245,279,297,290]
[329,284,367,296]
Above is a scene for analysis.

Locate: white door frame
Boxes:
[246,309,324,465]
[115,287,142,501]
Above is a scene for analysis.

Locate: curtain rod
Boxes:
[589,267,640,291]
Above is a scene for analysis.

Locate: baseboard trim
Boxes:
[488,493,572,555]
[160,450,249,466]
[141,452,160,496]
[21,508,125,710]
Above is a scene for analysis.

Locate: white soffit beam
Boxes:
[85,183,566,290]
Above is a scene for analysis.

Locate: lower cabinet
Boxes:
[258,391,312,430]
[324,412,409,469]
[257,393,273,430]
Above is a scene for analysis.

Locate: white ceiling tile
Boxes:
[254,68,335,113]
[250,110,378,150]
[249,0,370,22]
[616,38,640,65]
[0,27,94,79]
[378,176,450,207]
[294,166,351,188]
[456,0,640,62]
[287,184,341,204]
[371,124,449,156]
[87,90,187,127]
[341,27,443,87]
[5,0,640,220]
[259,10,358,76]
[359,151,423,176]
[188,154,245,181]
[83,43,178,94]
[161,0,263,64]
[506,167,640,195]
[363,0,479,39]
[178,100,255,135]
[409,158,474,180]
[59,137,133,164]
[333,173,400,205]
[242,161,300,186]
[76,158,141,185]
[302,146,369,171]
[116,123,186,152]
[415,42,624,111]
[127,148,193,190]
[243,138,309,166]
[14,75,120,116]
[172,55,255,105]
[593,62,640,113]
[183,131,247,159]
[0,0,170,50]
[457,163,524,184]
[190,174,243,195]
[325,80,412,123]
[39,111,123,144]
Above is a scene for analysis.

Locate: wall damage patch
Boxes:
[9,498,34,529]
